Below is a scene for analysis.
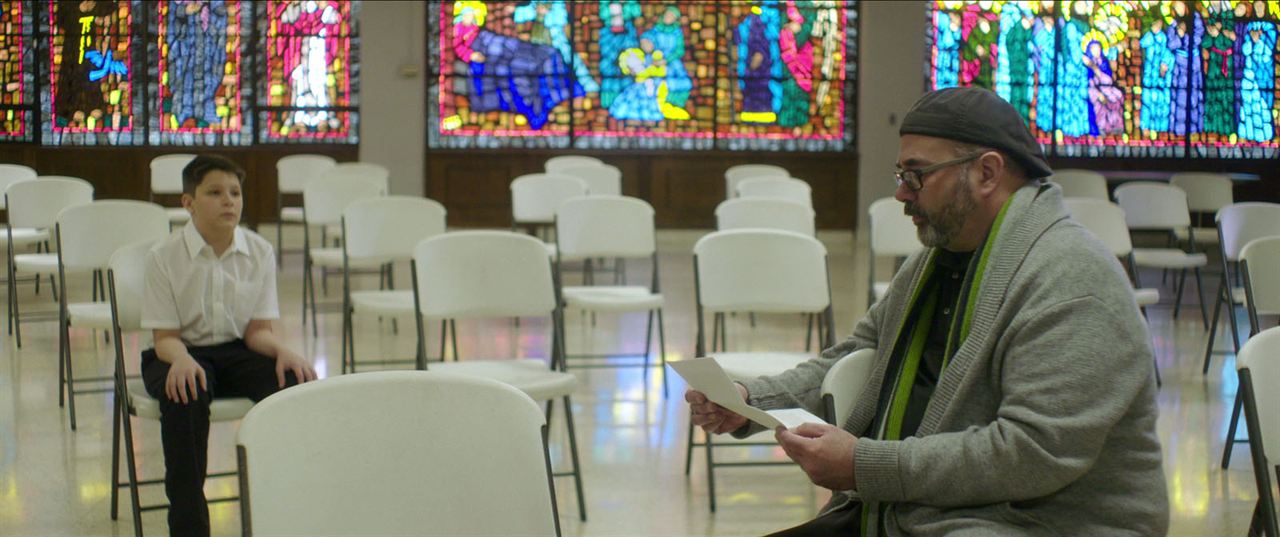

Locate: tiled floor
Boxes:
[0,227,1263,536]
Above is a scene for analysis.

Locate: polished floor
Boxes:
[0,227,1264,536]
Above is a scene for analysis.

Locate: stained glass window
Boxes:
[0,1,34,141]
[427,0,858,152]
[258,0,359,143]
[926,0,1280,159]
[149,0,248,145]
[43,0,143,145]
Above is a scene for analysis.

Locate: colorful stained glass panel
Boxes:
[150,0,248,145]
[259,0,358,143]
[0,0,33,141]
[43,0,142,145]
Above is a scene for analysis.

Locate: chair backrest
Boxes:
[1236,326,1280,462]
[5,177,94,229]
[149,154,197,195]
[413,231,556,319]
[1170,172,1234,213]
[343,196,447,262]
[736,177,813,206]
[237,371,559,537]
[326,162,391,191]
[1113,181,1192,231]
[510,173,589,225]
[108,240,160,332]
[1063,198,1134,257]
[1216,203,1280,261]
[715,198,816,236]
[821,348,876,426]
[0,164,37,208]
[693,229,829,314]
[277,154,338,194]
[555,164,622,196]
[303,171,387,226]
[556,195,654,260]
[1050,169,1109,200]
[868,197,923,258]
[545,155,603,173]
[1241,236,1280,317]
[724,164,789,199]
[58,201,170,271]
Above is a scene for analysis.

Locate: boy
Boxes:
[140,154,317,536]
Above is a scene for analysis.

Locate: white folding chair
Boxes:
[149,154,196,226]
[301,168,387,337]
[556,163,622,196]
[724,164,789,200]
[736,176,813,207]
[0,164,37,212]
[1050,169,1109,200]
[555,196,667,394]
[410,231,586,520]
[339,196,447,373]
[545,154,603,173]
[1222,236,1280,470]
[510,173,589,242]
[1113,182,1210,327]
[275,154,337,266]
[1201,203,1280,377]
[55,201,169,430]
[867,197,924,308]
[1235,325,1280,536]
[1170,172,1233,246]
[6,177,94,348]
[715,197,816,236]
[106,240,252,537]
[236,371,561,537]
[687,228,834,512]
[820,348,876,426]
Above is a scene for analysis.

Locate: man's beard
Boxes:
[905,174,976,248]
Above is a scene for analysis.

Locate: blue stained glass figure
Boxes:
[998,5,1033,123]
[1139,19,1174,133]
[167,0,228,127]
[1238,20,1276,142]
[995,4,1020,101]
[640,5,691,107]
[1056,17,1090,137]
[934,9,961,90]
[86,50,128,82]
[1031,14,1056,133]
[609,47,666,121]
[514,1,599,94]
[735,1,783,123]
[598,1,641,109]
[1201,11,1237,137]
[1168,13,1204,136]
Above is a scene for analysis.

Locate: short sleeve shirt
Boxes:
[141,224,279,346]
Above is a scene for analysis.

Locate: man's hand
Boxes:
[776,423,858,491]
[165,355,207,404]
[685,383,749,435]
[275,350,318,388]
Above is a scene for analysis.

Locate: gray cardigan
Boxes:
[740,183,1169,536]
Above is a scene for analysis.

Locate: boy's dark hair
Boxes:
[181,154,246,195]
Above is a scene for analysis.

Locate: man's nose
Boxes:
[893,182,915,203]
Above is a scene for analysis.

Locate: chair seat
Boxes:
[13,253,60,275]
[872,282,890,302]
[280,206,304,222]
[309,248,385,269]
[351,290,415,316]
[1134,288,1160,307]
[429,360,576,401]
[1132,249,1208,269]
[1,227,50,247]
[1173,227,1220,244]
[165,207,191,224]
[68,302,113,329]
[562,286,663,312]
[708,352,814,382]
[127,379,253,421]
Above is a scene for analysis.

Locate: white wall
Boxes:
[856,2,926,227]
[358,1,426,196]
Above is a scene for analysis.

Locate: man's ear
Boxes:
[976,151,1006,194]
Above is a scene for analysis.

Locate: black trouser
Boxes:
[142,340,298,537]
[765,501,861,536]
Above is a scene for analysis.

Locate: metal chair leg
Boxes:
[563,395,587,521]
[1221,390,1245,469]
[657,309,668,398]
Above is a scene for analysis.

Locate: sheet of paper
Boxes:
[669,358,825,430]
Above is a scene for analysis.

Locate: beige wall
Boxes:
[358,1,426,197]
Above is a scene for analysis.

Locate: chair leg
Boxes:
[563,395,587,521]
[657,309,668,399]
[705,427,718,513]
[301,254,310,334]
[276,221,284,267]
[642,310,655,385]
[341,307,351,374]
[1172,268,1187,320]
[684,418,696,475]
[805,313,814,352]
[438,319,448,362]
[1203,280,1225,374]
[121,409,144,537]
[308,263,319,338]
[450,319,460,361]
[1193,267,1208,330]
[65,321,79,431]
[58,318,67,409]
[1221,390,1245,469]
[110,394,122,520]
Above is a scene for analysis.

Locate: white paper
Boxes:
[669,358,826,430]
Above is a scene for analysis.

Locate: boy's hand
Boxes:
[165,355,207,404]
[276,350,317,388]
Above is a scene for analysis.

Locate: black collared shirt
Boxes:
[899,248,973,438]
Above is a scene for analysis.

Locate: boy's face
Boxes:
[181,170,243,234]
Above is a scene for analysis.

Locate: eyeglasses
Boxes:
[894,152,986,192]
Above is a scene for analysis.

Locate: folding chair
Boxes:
[6,177,94,347]
[106,241,251,537]
[55,200,170,430]
[736,176,813,207]
[820,348,876,426]
[275,154,337,266]
[510,173,588,243]
[1170,172,1233,247]
[867,197,924,308]
[555,196,667,395]
[556,163,622,196]
[724,164,788,200]
[410,231,587,520]
[0,164,39,282]
[339,196,446,373]
[149,154,196,227]
[1234,325,1280,536]
[715,198,816,237]
[1050,169,1108,200]
[236,371,561,536]
[1201,203,1280,377]
[1221,236,1280,469]
[545,154,603,173]
[301,167,387,337]
[686,229,835,512]
[1113,182,1209,328]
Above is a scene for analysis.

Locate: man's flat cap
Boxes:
[900,87,1053,179]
